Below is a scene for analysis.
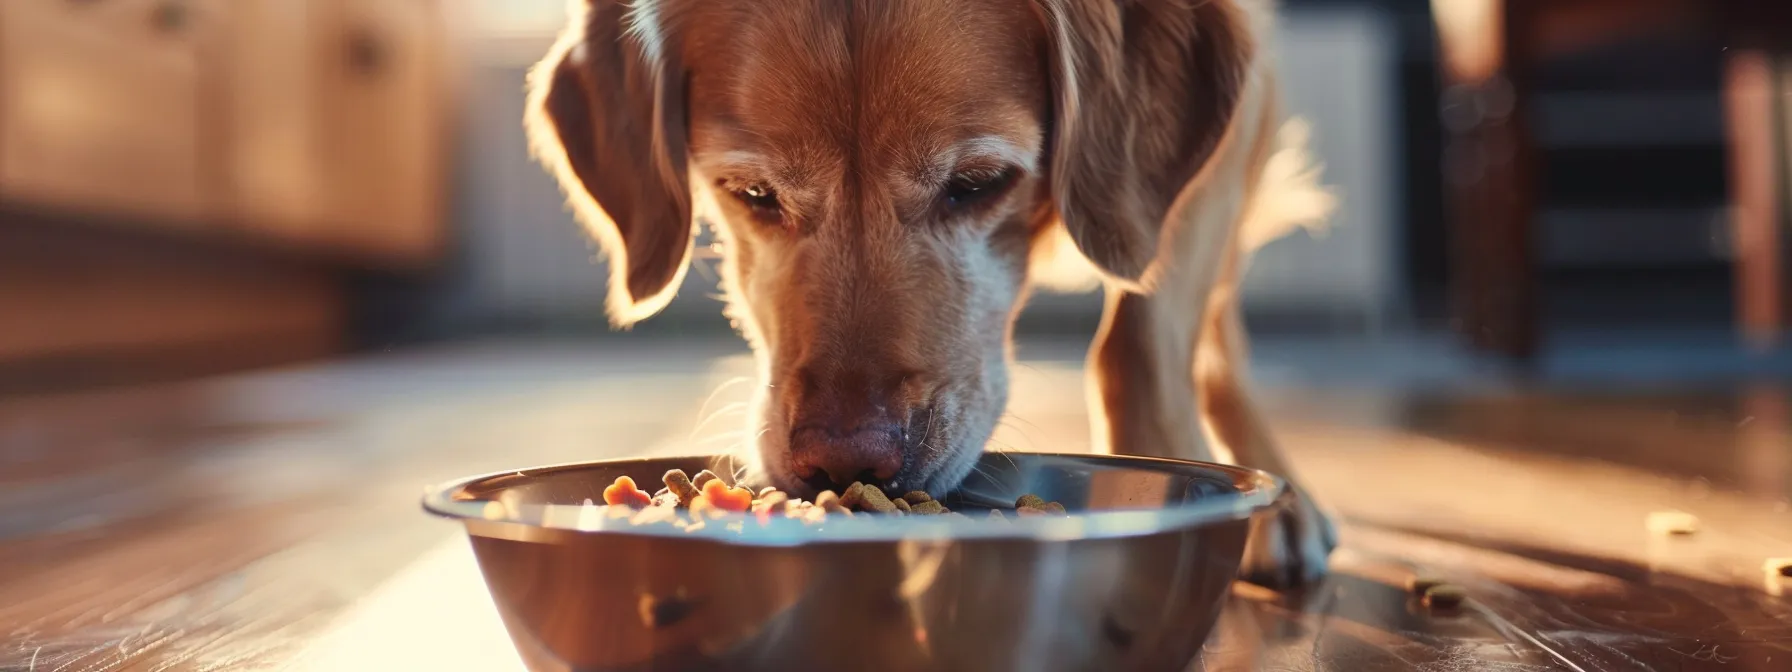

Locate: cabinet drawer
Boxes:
[0,0,219,224]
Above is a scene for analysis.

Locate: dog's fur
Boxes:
[528,0,1337,586]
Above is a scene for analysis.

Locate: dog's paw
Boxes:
[1238,484,1337,590]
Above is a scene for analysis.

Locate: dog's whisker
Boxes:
[688,401,750,439]
[995,420,1043,452]
[689,431,746,446]
[692,376,753,427]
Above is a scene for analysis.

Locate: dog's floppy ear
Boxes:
[1036,0,1255,286]
[526,0,692,326]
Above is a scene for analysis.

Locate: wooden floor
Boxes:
[1,339,1789,671]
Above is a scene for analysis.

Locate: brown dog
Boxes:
[527,0,1337,587]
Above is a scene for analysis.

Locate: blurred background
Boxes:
[4,0,1791,393]
[7,0,1792,396]
[3,0,1792,668]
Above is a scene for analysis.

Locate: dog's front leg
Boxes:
[1086,288,1215,463]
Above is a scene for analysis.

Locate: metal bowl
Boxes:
[423,453,1284,672]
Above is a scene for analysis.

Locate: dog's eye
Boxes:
[944,168,1018,209]
[726,183,783,219]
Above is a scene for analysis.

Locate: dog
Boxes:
[526,0,1338,587]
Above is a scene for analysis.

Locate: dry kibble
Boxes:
[599,472,1054,531]
[1422,584,1467,610]
[910,500,948,515]
[663,470,702,507]
[840,482,867,510]
[857,486,900,513]
[602,476,653,508]
[815,490,855,516]
[703,478,754,512]
[753,491,789,511]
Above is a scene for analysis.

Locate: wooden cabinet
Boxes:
[0,0,450,266]
[314,0,449,261]
[223,0,449,263]
[0,0,220,225]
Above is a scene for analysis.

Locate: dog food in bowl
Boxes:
[595,468,1067,532]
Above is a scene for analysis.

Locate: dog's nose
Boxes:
[785,364,926,488]
[789,425,904,488]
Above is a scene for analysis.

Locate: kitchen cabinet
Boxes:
[0,0,221,226]
[1,0,451,266]
[223,0,450,263]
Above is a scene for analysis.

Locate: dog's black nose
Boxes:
[789,425,903,488]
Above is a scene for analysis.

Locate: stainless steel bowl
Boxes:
[423,453,1284,672]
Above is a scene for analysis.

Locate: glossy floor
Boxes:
[1,339,1789,671]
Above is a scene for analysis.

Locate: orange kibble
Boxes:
[603,476,653,509]
[700,478,754,512]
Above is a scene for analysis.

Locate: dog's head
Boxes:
[529,0,1254,496]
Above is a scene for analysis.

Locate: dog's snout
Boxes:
[789,425,904,488]
[785,364,931,489]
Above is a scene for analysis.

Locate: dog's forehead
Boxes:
[685,0,1046,178]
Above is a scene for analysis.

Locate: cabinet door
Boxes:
[314,0,449,263]
[0,0,219,225]
[220,0,326,239]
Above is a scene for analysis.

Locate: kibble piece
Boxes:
[753,491,789,511]
[692,470,721,489]
[758,485,781,497]
[695,478,754,513]
[840,483,867,510]
[603,476,654,508]
[893,498,912,513]
[857,486,900,514]
[651,492,680,509]
[910,500,948,515]
[1016,494,1048,510]
[1422,584,1467,610]
[818,492,854,516]
[1043,502,1068,516]
[662,470,702,507]
[1406,576,1446,596]
[902,491,933,505]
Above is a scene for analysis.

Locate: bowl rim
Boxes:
[420,452,1285,545]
